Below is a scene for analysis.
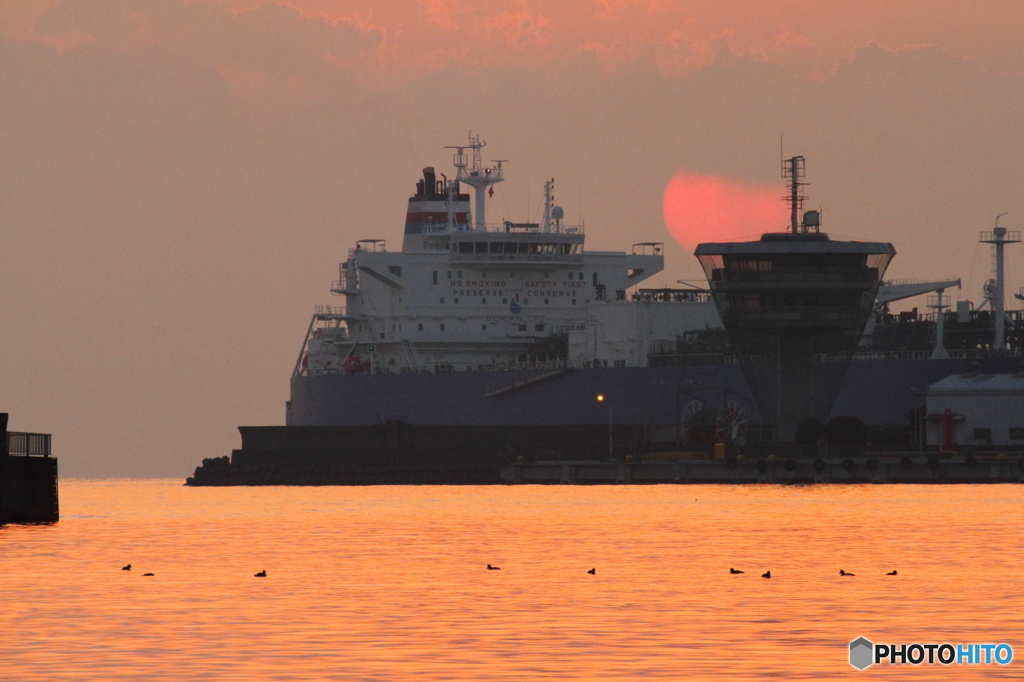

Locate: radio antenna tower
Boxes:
[781,156,808,233]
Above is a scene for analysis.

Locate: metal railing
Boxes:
[651,346,1024,367]
[6,432,51,457]
[314,305,348,317]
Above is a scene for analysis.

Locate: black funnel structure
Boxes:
[694,157,895,440]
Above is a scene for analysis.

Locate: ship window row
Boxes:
[376,322,548,333]
[432,270,588,282]
[727,292,861,309]
[454,241,579,255]
[721,254,872,271]
[438,297,575,306]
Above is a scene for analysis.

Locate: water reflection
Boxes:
[0,481,1021,679]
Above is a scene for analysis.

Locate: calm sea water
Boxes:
[1,481,1022,680]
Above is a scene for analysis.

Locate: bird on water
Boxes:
[839,570,855,576]
[487,564,501,570]
[588,568,596,575]
[730,568,744,574]
[886,570,898,576]
[122,564,131,571]
[143,573,154,577]
[761,571,771,579]
[255,570,267,577]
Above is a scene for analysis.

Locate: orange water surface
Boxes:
[1,481,1022,680]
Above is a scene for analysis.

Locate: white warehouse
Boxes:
[926,373,1024,447]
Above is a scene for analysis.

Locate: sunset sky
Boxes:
[3,1,1024,476]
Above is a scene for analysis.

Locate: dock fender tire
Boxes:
[813,458,825,472]
[756,459,768,474]
[900,456,913,468]
[784,458,797,472]
[866,458,879,472]
[927,456,940,470]
[842,458,856,471]
[965,456,978,468]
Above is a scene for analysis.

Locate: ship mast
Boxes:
[446,133,504,232]
[979,214,1021,350]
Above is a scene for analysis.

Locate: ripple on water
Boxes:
[0,481,1022,680]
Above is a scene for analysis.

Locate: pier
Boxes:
[0,414,59,524]
[500,455,1024,485]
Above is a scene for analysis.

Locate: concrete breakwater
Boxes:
[184,419,1024,483]
[501,455,1024,484]
[184,424,1024,487]
[186,423,648,486]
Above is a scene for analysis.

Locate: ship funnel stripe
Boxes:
[407,201,469,212]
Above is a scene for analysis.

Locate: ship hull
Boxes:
[287,357,1020,429]
[182,356,1022,486]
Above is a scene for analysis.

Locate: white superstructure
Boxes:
[295,136,678,376]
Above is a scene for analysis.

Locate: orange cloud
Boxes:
[26,1,383,97]
[663,172,788,250]
[482,10,550,49]
[7,0,1019,89]
[417,0,459,29]
[653,30,714,76]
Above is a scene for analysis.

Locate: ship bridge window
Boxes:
[725,257,772,272]
[490,243,503,254]
[560,243,571,255]
[504,242,518,254]
[459,242,473,254]
[475,242,488,254]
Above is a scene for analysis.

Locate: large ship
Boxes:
[187,137,1024,485]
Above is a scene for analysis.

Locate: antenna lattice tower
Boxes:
[781,156,808,233]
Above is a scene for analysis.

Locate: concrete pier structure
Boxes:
[0,414,59,524]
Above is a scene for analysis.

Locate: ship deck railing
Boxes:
[448,253,584,264]
[5,432,52,457]
[298,359,569,377]
[650,346,1024,367]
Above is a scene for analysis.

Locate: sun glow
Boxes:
[662,172,788,249]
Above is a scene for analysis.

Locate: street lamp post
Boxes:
[597,394,612,459]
